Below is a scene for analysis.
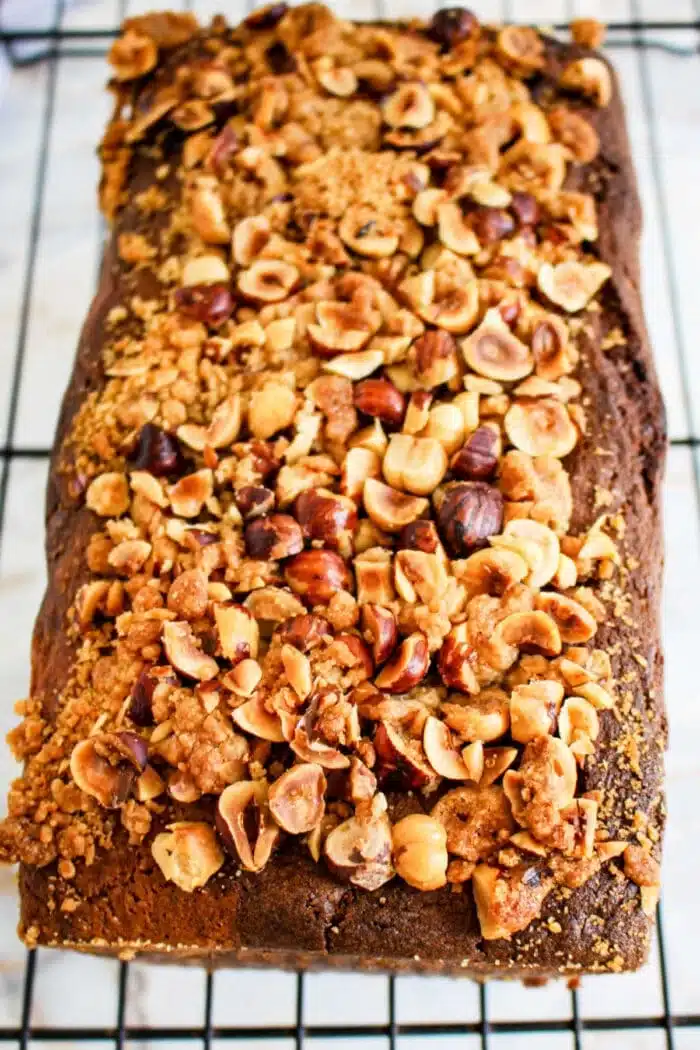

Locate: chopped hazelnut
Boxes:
[269,763,326,834]
[86,472,129,517]
[151,822,224,893]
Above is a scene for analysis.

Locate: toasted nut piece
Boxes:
[244,513,303,561]
[324,349,384,380]
[276,614,332,653]
[215,603,259,662]
[480,745,518,787]
[538,260,611,313]
[324,810,394,890]
[374,720,436,788]
[403,391,433,435]
[454,547,529,599]
[443,688,510,743]
[496,25,544,73]
[354,547,395,605]
[399,270,479,334]
[291,719,350,770]
[177,393,243,452]
[500,140,566,194]
[86,472,129,517]
[548,106,600,164]
[410,329,460,388]
[436,481,504,557]
[130,423,181,476]
[248,381,297,440]
[107,538,152,576]
[558,695,599,751]
[354,378,406,427]
[510,680,564,744]
[295,488,357,551]
[236,485,275,520]
[362,604,399,665]
[135,765,165,802]
[428,6,479,47]
[238,259,298,302]
[167,569,208,620]
[452,426,500,481]
[109,29,157,80]
[244,586,306,622]
[70,732,147,808]
[437,200,480,256]
[461,309,533,382]
[624,844,660,888]
[182,254,230,287]
[216,780,280,872]
[570,17,605,47]
[494,610,562,656]
[233,696,285,741]
[151,822,224,892]
[232,215,270,266]
[342,448,381,503]
[432,784,515,862]
[560,57,612,107]
[281,643,312,700]
[504,398,578,458]
[163,620,218,680]
[363,477,429,532]
[350,418,388,457]
[375,633,430,693]
[339,208,399,258]
[128,666,176,727]
[168,469,213,518]
[473,862,553,940]
[268,763,326,834]
[423,402,466,454]
[285,549,352,605]
[413,187,448,226]
[189,175,229,243]
[505,736,577,831]
[382,82,435,129]
[225,658,263,698]
[392,813,448,891]
[174,282,234,327]
[461,740,485,783]
[494,519,561,589]
[383,434,448,495]
[316,63,357,96]
[423,716,471,780]
[531,315,571,382]
[438,624,479,694]
[536,592,597,643]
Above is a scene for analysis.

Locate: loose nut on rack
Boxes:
[559,57,612,107]
[504,398,578,458]
[431,784,515,862]
[363,477,429,532]
[451,426,500,481]
[238,259,298,302]
[537,260,612,313]
[383,434,448,495]
[295,488,357,551]
[285,549,352,605]
[535,592,598,643]
[167,569,209,620]
[342,447,381,503]
[374,720,436,788]
[510,680,564,744]
[382,82,435,129]
[338,208,399,258]
[362,604,399,665]
[494,610,562,656]
[354,378,406,427]
[268,763,326,834]
[324,810,394,891]
[461,309,533,382]
[548,106,600,164]
[437,625,480,695]
[232,215,271,266]
[70,732,147,808]
[108,29,158,80]
[493,519,561,589]
[216,780,280,872]
[453,547,529,598]
[163,620,219,680]
[443,688,510,743]
[374,632,430,692]
[324,349,384,381]
[435,481,504,557]
[423,716,472,780]
[151,822,224,893]
[130,423,182,477]
[392,813,448,891]
[244,513,304,560]
[86,472,129,517]
[215,603,259,662]
[248,381,297,440]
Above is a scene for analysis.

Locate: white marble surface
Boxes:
[0,0,699,1046]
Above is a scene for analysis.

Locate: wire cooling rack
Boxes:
[0,0,699,1047]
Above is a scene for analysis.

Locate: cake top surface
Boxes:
[0,5,661,946]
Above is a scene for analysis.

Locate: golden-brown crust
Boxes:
[2,7,665,975]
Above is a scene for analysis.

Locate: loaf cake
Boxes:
[0,6,666,976]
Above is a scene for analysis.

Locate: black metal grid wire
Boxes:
[0,4,698,1047]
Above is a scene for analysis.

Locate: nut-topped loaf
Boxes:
[0,6,666,975]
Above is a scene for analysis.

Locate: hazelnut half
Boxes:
[70,732,147,809]
[295,488,357,551]
[461,309,533,382]
[216,780,280,872]
[362,604,399,665]
[354,378,406,427]
[324,810,394,891]
[268,763,326,834]
[363,478,429,533]
[162,620,219,681]
[504,398,578,458]
[392,813,448,892]
[233,696,285,742]
[494,610,562,656]
[383,434,448,496]
[431,784,515,862]
[215,603,259,663]
[423,716,471,780]
[374,633,430,693]
[374,720,436,788]
[151,822,224,893]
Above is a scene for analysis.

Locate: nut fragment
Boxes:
[285,549,352,604]
[163,620,219,680]
[496,25,544,74]
[436,482,504,557]
[538,260,611,313]
[510,681,564,744]
[324,810,394,890]
[473,862,553,940]
[493,519,560,589]
[108,29,158,80]
[354,378,406,427]
[86,472,129,517]
[338,208,399,258]
[233,696,285,742]
[411,329,460,389]
[363,478,428,532]
[375,632,429,693]
[216,780,280,872]
[504,398,578,458]
[461,309,533,382]
[215,603,259,663]
[428,7,479,48]
[438,624,479,695]
[443,688,510,743]
[362,604,399,665]
[151,822,224,892]
[238,259,298,302]
[494,610,562,656]
[268,763,326,834]
[382,83,435,129]
[342,447,381,503]
[130,424,182,476]
[167,569,209,620]
[383,434,448,495]
[317,64,357,97]
[560,57,612,107]
[392,813,448,891]
[295,488,357,550]
[536,592,597,643]
[236,485,275,520]
[232,215,270,267]
[70,732,147,809]
[248,382,297,440]
[454,547,529,598]
[423,716,471,780]
[431,784,514,862]
[245,513,304,560]
[374,721,436,788]
[451,426,500,481]
[548,106,600,164]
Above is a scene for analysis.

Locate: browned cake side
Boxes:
[1,8,665,976]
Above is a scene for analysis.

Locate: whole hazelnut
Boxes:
[354,378,406,428]
[285,549,352,605]
[276,614,331,652]
[245,514,304,561]
[436,481,504,557]
[294,489,358,550]
[428,7,479,49]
